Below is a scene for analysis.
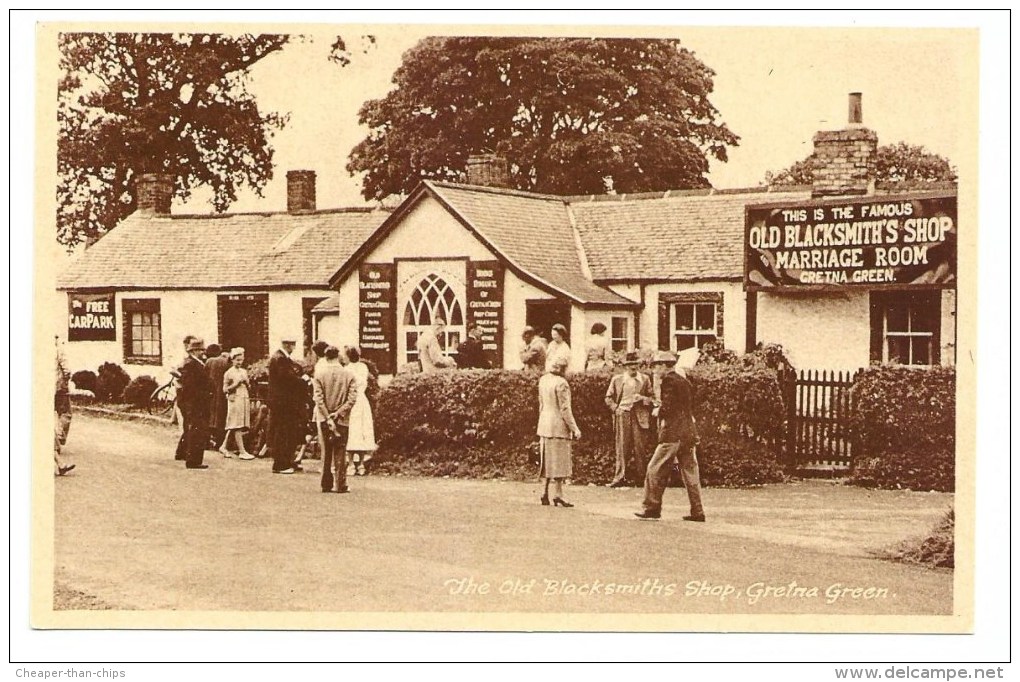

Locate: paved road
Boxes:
[53,414,953,616]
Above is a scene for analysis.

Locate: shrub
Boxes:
[121,375,159,408]
[70,370,97,393]
[846,365,955,492]
[94,362,131,402]
[881,509,954,569]
[373,360,788,487]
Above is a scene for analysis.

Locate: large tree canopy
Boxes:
[765,141,958,187]
[57,32,289,248]
[346,37,739,200]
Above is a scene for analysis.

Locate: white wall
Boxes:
[940,288,956,367]
[371,198,494,262]
[757,290,871,371]
[61,288,332,381]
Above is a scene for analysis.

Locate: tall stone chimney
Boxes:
[811,93,878,197]
[287,170,317,213]
[135,173,174,216]
[465,153,510,188]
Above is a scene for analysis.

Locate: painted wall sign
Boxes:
[358,263,397,374]
[745,195,957,290]
[466,260,505,368]
[67,292,116,341]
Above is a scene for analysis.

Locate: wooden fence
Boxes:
[782,369,860,468]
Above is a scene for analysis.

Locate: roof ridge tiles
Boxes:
[168,206,390,220]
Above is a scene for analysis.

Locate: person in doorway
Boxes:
[178,337,214,470]
[544,323,571,372]
[537,355,581,508]
[267,337,309,474]
[220,347,254,460]
[344,346,378,475]
[585,322,610,371]
[456,323,490,369]
[313,346,358,493]
[635,351,705,522]
[416,317,456,373]
[604,351,654,487]
[519,326,547,372]
[54,340,75,476]
[205,344,231,452]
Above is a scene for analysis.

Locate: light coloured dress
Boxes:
[585,333,609,370]
[223,366,250,430]
[346,361,377,451]
[544,340,571,372]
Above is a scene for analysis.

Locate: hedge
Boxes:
[373,361,787,487]
[70,370,97,394]
[121,375,159,408]
[94,362,131,402]
[847,365,955,492]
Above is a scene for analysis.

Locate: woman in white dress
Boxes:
[344,346,377,475]
[220,347,255,460]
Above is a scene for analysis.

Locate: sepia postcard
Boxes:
[29,17,980,638]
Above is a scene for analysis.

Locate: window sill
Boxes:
[125,357,162,366]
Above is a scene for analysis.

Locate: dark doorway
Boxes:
[525,299,572,344]
[218,294,269,362]
[302,297,328,358]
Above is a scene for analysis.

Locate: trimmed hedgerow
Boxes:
[70,370,97,393]
[121,375,159,409]
[847,365,955,492]
[94,362,131,402]
[880,509,954,569]
[373,361,787,487]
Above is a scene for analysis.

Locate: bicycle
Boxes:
[147,373,179,421]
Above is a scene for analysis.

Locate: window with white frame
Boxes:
[611,316,628,352]
[871,291,940,366]
[658,292,723,353]
[403,273,465,365]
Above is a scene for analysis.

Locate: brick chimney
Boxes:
[811,93,878,197]
[135,173,173,216]
[465,153,510,188]
[287,170,317,213]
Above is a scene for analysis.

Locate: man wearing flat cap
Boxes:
[177,337,213,469]
[635,350,705,521]
[604,351,654,487]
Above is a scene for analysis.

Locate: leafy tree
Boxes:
[57,32,289,248]
[346,37,739,200]
[765,141,957,187]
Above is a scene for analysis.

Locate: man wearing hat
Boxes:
[177,337,214,469]
[635,350,705,521]
[268,336,309,474]
[604,351,654,487]
[519,326,547,373]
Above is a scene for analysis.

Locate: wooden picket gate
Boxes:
[782,369,860,469]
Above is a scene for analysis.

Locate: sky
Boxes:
[181,22,975,214]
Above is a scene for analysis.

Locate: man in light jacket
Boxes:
[312,346,358,494]
[604,352,654,487]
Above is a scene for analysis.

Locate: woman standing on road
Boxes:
[220,348,255,460]
[537,354,581,507]
[344,346,378,475]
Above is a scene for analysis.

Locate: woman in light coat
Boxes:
[537,355,582,507]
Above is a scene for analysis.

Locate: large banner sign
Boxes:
[744,195,956,290]
[67,292,116,341]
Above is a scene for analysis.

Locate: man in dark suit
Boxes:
[312,346,358,493]
[177,337,213,470]
[268,337,309,474]
[204,343,231,451]
[174,335,196,460]
[456,323,490,369]
[635,350,705,521]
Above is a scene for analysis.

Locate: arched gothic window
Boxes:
[403,274,465,364]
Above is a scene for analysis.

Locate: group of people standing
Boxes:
[173,334,377,492]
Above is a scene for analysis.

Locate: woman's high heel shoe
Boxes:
[552,498,573,508]
[540,494,550,506]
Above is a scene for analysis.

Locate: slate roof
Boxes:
[569,188,813,281]
[427,181,635,307]
[56,208,387,290]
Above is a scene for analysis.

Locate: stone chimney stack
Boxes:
[811,93,878,197]
[465,153,510,188]
[287,170,317,213]
[135,173,174,216]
